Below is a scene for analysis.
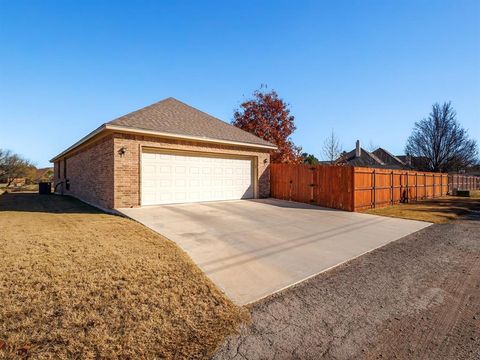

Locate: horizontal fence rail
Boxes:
[270,164,479,212]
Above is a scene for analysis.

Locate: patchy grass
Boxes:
[0,193,248,359]
[365,191,480,223]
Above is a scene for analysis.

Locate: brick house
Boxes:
[51,98,276,210]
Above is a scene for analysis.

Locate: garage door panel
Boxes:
[143,152,156,160]
[141,151,254,205]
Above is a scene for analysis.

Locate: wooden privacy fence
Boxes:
[270,164,452,212]
[354,168,448,211]
[448,174,480,193]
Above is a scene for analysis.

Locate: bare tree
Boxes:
[405,102,478,172]
[367,140,378,152]
[322,129,342,164]
[0,149,33,187]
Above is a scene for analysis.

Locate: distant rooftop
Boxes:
[336,141,426,170]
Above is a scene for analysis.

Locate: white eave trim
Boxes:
[50,124,107,162]
[50,124,277,162]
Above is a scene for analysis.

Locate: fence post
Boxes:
[310,166,315,203]
[423,173,425,199]
[288,165,293,201]
[372,169,376,209]
[415,173,418,201]
[351,166,356,211]
[391,170,394,205]
[432,174,435,198]
[405,171,409,203]
[400,172,403,202]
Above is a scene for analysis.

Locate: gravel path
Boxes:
[213,213,480,360]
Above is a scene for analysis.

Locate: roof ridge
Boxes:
[374,147,405,165]
[107,97,174,125]
[363,148,385,165]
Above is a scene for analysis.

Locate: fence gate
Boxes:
[270,164,355,211]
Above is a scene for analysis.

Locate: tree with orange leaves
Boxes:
[232,89,302,163]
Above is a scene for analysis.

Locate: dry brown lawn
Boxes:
[0,193,248,359]
[365,190,480,223]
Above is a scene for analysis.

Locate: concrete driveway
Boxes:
[119,199,430,305]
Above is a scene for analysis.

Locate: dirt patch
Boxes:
[365,191,480,223]
[0,193,248,359]
[214,213,480,359]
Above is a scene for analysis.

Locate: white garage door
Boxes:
[141,150,254,205]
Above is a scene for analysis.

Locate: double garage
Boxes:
[141,150,254,206]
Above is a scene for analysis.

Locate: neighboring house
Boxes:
[371,148,406,170]
[336,141,430,171]
[336,141,389,168]
[449,164,480,177]
[396,155,430,171]
[464,164,480,176]
[35,167,54,183]
[50,97,277,210]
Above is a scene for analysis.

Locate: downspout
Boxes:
[54,181,64,195]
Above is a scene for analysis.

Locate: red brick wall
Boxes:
[54,135,115,209]
[113,133,271,208]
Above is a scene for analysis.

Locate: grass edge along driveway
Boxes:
[0,193,248,359]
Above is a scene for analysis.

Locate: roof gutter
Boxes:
[50,124,277,162]
[50,124,107,162]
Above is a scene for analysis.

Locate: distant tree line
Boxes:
[0,149,35,187]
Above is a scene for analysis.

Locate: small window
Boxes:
[63,158,67,179]
[57,163,60,179]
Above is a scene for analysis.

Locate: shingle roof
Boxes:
[372,148,406,168]
[339,148,387,167]
[108,97,275,148]
[396,155,430,171]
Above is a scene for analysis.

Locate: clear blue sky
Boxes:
[1,0,479,167]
